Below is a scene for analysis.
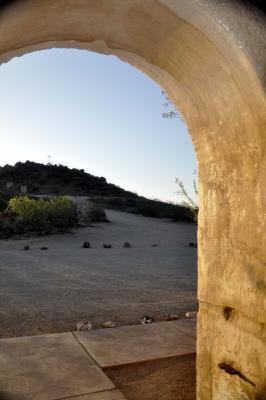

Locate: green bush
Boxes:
[135,198,194,222]
[106,197,125,209]
[85,204,108,223]
[4,195,78,235]
[0,192,11,212]
[0,213,24,237]
[90,196,194,222]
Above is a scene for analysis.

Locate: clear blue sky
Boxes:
[0,48,197,203]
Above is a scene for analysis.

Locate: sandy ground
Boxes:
[105,354,196,400]
[0,210,197,338]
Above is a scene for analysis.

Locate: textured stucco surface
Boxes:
[0,1,265,399]
[192,0,266,84]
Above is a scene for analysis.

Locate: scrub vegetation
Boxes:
[0,161,195,236]
[0,195,78,236]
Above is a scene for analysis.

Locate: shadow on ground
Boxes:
[105,354,196,400]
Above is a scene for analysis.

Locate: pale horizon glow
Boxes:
[0,49,197,203]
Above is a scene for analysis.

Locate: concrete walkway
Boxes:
[0,320,196,400]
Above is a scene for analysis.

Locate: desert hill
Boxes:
[0,161,194,222]
[0,161,134,197]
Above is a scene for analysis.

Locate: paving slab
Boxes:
[66,389,126,399]
[0,332,114,400]
[173,318,197,339]
[75,321,195,368]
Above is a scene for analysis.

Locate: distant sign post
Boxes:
[20,185,27,194]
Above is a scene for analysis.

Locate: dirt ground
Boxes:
[0,210,197,338]
[105,354,196,400]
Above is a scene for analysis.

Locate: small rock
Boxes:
[189,242,197,248]
[83,241,90,248]
[40,247,48,250]
[77,320,93,331]
[23,245,30,251]
[102,321,116,328]
[140,315,154,324]
[165,313,180,321]
[185,311,197,319]
[103,243,112,248]
[124,242,132,248]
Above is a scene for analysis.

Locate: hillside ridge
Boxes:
[0,161,136,197]
[0,161,194,222]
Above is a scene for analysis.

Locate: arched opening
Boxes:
[0,1,265,399]
[0,46,199,400]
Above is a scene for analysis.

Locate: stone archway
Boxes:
[0,1,265,399]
